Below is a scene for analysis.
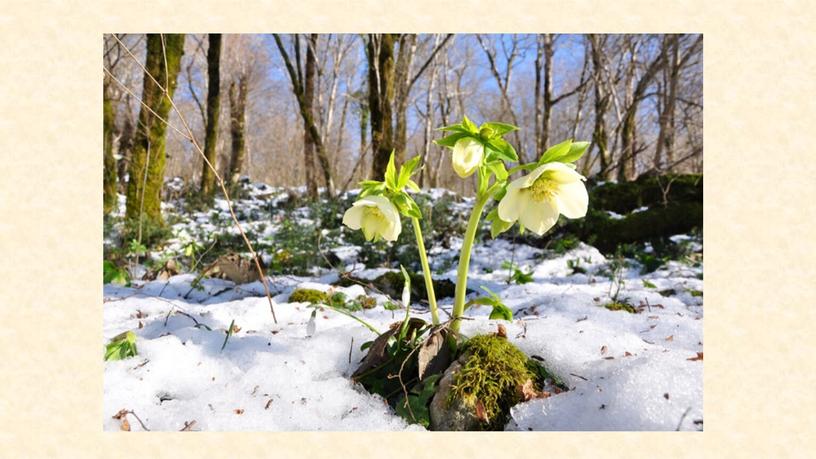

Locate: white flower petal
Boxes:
[342,205,365,230]
[554,180,589,219]
[519,198,559,236]
[498,187,524,222]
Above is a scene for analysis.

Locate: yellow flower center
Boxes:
[529,176,557,202]
[364,206,384,220]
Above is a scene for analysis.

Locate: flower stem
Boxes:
[412,217,439,325]
[451,193,490,333]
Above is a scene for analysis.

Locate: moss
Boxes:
[288,288,329,304]
[103,96,118,215]
[448,334,536,430]
[125,34,185,228]
[604,301,637,313]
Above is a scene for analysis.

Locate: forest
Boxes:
[102,33,703,432]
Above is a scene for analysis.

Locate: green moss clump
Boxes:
[449,334,537,430]
[604,301,637,313]
[288,288,329,304]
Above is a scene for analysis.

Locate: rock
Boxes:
[429,360,481,431]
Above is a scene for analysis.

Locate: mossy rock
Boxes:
[430,334,540,431]
[335,271,459,303]
[589,173,702,214]
[288,288,329,304]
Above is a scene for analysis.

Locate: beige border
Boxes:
[1,0,815,457]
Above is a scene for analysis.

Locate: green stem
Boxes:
[451,193,490,332]
[411,217,439,325]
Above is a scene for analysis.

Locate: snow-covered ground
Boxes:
[104,243,702,430]
[104,180,702,431]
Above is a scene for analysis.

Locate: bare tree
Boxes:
[199,34,222,202]
[273,33,336,198]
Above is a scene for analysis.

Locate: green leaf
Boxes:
[489,303,514,321]
[462,115,479,134]
[480,121,518,137]
[384,151,398,189]
[392,193,422,219]
[485,137,518,162]
[103,260,129,286]
[486,207,514,238]
[434,132,470,148]
[559,141,589,163]
[538,139,578,165]
[221,319,235,351]
[642,279,657,289]
[437,123,466,132]
[397,155,422,189]
[485,160,508,182]
[394,374,441,427]
[405,180,421,192]
[104,331,138,361]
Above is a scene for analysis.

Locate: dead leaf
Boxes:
[231,323,241,333]
[417,328,451,381]
[120,418,131,431]
[687,352,704,361]
[518,379,538,401]
[624,351,633,357]
[600,345,608,355]
[665,335,674,341]
[351,318,426,380]
[234,408,244,415]
[474,400,488,423]
[603,356,615,360]
[496,324,507,338]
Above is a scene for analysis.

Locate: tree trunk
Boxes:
[303,34,319,198]
[103,88,118,215]
[540,34,554,152]
[227,76,248,191]
[125,33,185,229]
[200,33,222,203]
[117,100,134,193]
[368,34,396,180]
[393,34,417,156]
[589,35,613,180]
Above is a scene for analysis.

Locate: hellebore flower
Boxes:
[497,162,588,236]
[342,195,402,242]
[451,137,485,178]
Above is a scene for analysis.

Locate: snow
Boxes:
[104,180,703,431]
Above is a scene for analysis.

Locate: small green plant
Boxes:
[104,331,138,361]
[501,261,534,285]
[466,286,514,321]
[567,258,587,275]
[103,260,129,286]
[642,279,657,289]
[604,301,637,313]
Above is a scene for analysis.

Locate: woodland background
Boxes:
[102,33,702,224]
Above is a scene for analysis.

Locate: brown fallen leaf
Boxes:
[600,345,608,355]
[475,400,489,423]
[665,335,674,341]
[496,324,507,338]
[518,379,538,401]
[120,418,131,431]
[624,351,633,357]
[234,408,244,415]
[687,352,704,361]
